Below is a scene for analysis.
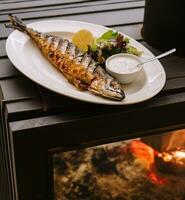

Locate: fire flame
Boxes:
[174,151,185,159]
[129,140,155,169]
[161,129,185,151]
[158,150,185,165]
[148,171,167,185]
[129,140,167,185]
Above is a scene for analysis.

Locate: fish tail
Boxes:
[5,14,27,32]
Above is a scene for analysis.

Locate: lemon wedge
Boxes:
[72,29,94,51]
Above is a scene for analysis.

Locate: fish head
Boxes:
[89,77,125,101]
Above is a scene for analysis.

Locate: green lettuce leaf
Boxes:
[98,30,118,40]
[91,30,118,51]
[126,45,143,56]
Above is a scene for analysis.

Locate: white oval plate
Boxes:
[6,20,166,105]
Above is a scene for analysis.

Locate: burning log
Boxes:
[156,149,185,176]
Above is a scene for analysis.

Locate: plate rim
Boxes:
[6,19,166,105]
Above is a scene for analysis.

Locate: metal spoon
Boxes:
[137,48,176,67]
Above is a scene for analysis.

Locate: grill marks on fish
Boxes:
[6,15,125,100]
[32,33,103,87]
[40,34,95,87]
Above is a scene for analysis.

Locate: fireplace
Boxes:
[50,129,185,200]
[1,109,185,200]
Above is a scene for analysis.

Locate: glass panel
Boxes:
[53,129,185,200]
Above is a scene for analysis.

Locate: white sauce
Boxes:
[108,56,139,73]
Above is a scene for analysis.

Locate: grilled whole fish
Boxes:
[5,15,125,100]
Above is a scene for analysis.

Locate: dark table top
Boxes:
[1,0,185,143]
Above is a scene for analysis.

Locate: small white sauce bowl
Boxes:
[106,53,143,84]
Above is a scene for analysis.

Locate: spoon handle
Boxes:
[138,48,176,66]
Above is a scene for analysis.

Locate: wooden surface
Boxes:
[1,1,185,200]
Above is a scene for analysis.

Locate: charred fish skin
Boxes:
[5,14,125,101]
